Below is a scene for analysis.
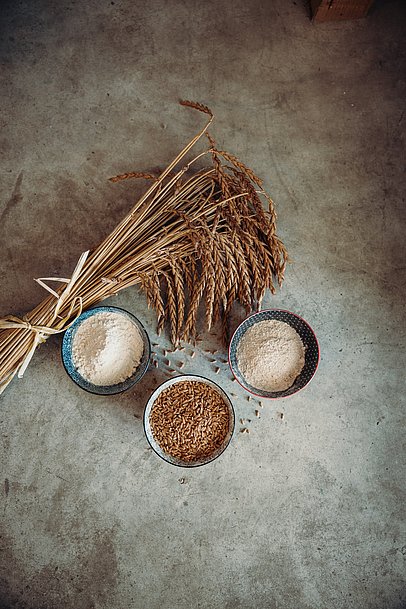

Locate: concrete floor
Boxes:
[1,0,405,607]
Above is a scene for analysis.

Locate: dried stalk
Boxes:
[0,101,288,394]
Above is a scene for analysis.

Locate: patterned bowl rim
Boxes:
[143,374,235,468]
[61,305,151,395]
[228,308,320,400]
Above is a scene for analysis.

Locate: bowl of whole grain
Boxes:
[229,309,319,399]
[144,375,235,467]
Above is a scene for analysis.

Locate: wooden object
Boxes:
[311,0,374,22]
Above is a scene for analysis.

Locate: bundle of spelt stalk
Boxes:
[0,101,288,394]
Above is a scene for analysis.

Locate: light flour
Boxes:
[236,319,305,392]
[72,311,144,386]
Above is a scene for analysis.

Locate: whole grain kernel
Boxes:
[149,381,231,463]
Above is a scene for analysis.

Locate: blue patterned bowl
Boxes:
[228,309,319,399]
[61,306,151,395]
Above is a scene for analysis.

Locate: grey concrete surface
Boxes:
[0,1,405,607]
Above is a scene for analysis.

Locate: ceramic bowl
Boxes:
[61,305,151,395]
[144,374,235,467]
[228,309,319,399]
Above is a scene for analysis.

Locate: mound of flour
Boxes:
[72,311,144,386]
[236,319,305,392]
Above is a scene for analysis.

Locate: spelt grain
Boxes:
[149,380,231,463]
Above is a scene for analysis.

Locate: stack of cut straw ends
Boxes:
[0,101,288,394]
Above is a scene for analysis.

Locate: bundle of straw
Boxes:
[0,101,288,394]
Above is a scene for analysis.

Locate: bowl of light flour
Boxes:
[229,309,319,399]
[61,306,151,395]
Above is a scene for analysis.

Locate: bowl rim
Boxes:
[143,374,235,468]
[228,308,320,400]
[61,305,151,395]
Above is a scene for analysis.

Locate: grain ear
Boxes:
[0,102,287,390]
[168,260,185,345]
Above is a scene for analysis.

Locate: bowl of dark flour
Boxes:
[229,309,319,399]
[62,306,150,395]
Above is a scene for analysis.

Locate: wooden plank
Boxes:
[311,0,374,22]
